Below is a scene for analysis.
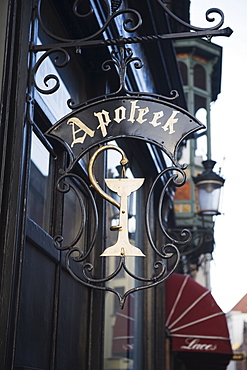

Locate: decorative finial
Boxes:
[111,0,122,13]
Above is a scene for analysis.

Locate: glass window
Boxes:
[27,132,52,232]
[178,61,188,85]
[194,64,206,90]
[103,144,143,370]
[194,94,207,113]
[195,108,207,159]
[34,39,72,123]
[62,177,89,251]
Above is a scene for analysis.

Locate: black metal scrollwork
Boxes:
[53,173,98,257]
[157,0,224,32]
[146,165,192,258]
[102,46,143,95]
[51,145,190,308]
[30,0,232,108]
[32,48,70,94]
[101,46,180,102]
[37,0,142,43]
[66,44,179,112]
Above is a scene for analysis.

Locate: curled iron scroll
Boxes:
[157,0,224,31]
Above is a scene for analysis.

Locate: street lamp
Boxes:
[193,159,225,216]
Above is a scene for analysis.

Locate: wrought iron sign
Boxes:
[28,0,232,307]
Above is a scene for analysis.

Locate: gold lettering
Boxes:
[94,109,111,137]
[114,106,126,123]
[128,100,140,123]
[67,117,95,147]
[136,107,149,124]
[162,110,179,134]
[149,111,164,127]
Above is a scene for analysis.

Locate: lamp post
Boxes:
[193,159,225,216]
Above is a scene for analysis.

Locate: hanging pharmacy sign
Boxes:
[46,96,204,164]
[45,95,205,306]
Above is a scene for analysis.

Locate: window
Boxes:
[194,64,206,90]
[178,61,188,85]
[103,143,144,370]
[194,93,207,113]
[27,132,53,232]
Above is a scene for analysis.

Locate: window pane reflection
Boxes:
[62,180,87,250]
[104,146,142,370]
[27,133,52,232]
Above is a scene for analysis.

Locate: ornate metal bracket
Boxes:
[29,0,233,105]
[32,0,232,50]
[27,0,232,308]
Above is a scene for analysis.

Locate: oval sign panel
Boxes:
[46,96,204,161]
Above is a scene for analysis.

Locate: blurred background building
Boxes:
[227,295,247,370]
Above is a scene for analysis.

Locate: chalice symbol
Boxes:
[102,178,145,256]
[88,145,145,257]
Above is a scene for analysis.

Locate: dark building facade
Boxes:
[0,1,232,369]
